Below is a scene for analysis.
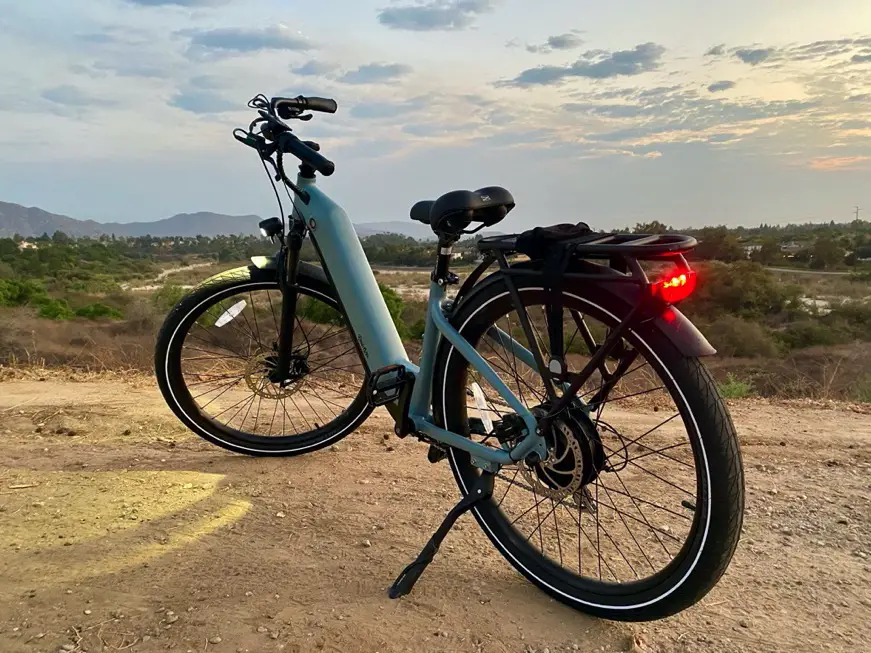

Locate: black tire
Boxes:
[433,275,744,621]
[155,263,372,456]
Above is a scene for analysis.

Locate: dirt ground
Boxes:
[0,373,869,653]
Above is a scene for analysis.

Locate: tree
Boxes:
[810,236,844,269]
[52,231,72,245]
[693,227,746,262]
[633,221,672,234]
[751,239,782,266]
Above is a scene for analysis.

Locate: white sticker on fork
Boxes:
[470,382,493,433]
[214,300,247,327]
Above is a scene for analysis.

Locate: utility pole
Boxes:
[855,206,862,221]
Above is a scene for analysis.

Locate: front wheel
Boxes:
[155,264,371,456]
[433,275,744,621]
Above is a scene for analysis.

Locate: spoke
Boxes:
[595,385,666,407]
[625,441,693,468]
[192,376,243,402]
[211,392,256,421]
[526,492,560,550]
[604,413,681,458]
[198,378,244,410]
[550,498,564,566]
[184,373,245,389]
[267,289,279,334]
[595,483,693,522]
[249,290,264,350]
[600,471,674,556]
[186,333,247,359]
[560,501,639,579]
[597,481,654,573]
[593,494,683,544]
[288,393,313,432]
[496,467,522,506]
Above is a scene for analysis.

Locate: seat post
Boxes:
[432,236,459,286]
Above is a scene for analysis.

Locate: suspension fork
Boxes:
[271,216,306,383]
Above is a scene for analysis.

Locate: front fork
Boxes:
[270,217,306,383]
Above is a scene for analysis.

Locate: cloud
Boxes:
[125,0,227,6]
[707,80,736,93]
[808,155,871,171]
[735,48,776,65]
[852,53,871,63]
[91,60,169,78]
[705,44,725,56]
[339,63,413,84]
[169,90,237,114]
[562,102,649,118]
[848,93,871,102]
[526,32,584,54]
[504,42,665,87]
[349,98,427,119]
[292,60,339,76]
[41,85,114,107]
[377,0,496,32]
[184,25,312,58]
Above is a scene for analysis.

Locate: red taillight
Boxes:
[651,269,696,304]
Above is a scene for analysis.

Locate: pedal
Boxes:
[427,444,447,464]
[367,365,416,437]
[388,471,495,599]
[367,365,410,407]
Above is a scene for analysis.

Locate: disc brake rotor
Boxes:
[244,353,298,400]
[521,420,585,500]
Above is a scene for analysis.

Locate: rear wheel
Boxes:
[433,276,744,621]
[155,266,371,456]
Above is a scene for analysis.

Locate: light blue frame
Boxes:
[295,174,547,467]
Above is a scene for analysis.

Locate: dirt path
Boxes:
[121,262,215,292]
[0,377,869,653]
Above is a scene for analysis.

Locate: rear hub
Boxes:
[521,404,607,501]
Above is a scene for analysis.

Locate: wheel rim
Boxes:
[174,283,367,440]
[441,288,709,605]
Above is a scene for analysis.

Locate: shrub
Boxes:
[151,283,188,313]
[856,376,871,403]
[777,319,851,350]
[824,303,871,341]
[37,298,74,320]
[0,279,48,307]
[303,296,345,326]
[74,303,124,320]
[718,373,754,399]
[378,283,409,339]
[704,315,781,358]
[683,261,800,320]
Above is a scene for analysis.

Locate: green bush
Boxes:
[302,296,345,326]
[151,283,188,312]
[824,303,871,341]
[684,261,801,320]
[777,319,851,350]
[718,373,754,399]
[0,279,48,307]
[37,298,74,320]
[704,315,781,358]
[856,376,871,403]
[74,303,124,320]
[378,283,409,339]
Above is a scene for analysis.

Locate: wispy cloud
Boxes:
[169,89,236,114]
[41,85,115,107]
[125,0,227,6]
[525,31,584,54]
[183,25,313,58]
[502,42,665,87]
[808,155,871,170]
[735,47,776,65]
[339,63,413,84]
[707,80,736,93]
[292,60,339,76]
[377,0,496,32]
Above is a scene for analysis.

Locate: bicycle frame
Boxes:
[293,173,547,468]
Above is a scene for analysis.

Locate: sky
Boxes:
[0,0,870,231]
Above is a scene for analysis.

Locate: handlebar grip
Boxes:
[279,132,335,176]
[273,95,338,119]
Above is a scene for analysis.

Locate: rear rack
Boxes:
[477,232,697,259]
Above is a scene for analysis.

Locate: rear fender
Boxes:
[459,259,716,358]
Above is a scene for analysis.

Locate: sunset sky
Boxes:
[0,0,869,229]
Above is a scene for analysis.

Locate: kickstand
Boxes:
[388,471,495,599]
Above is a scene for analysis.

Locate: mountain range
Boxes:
[0,201,436,240]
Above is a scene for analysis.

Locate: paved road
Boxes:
[765,266,852,276]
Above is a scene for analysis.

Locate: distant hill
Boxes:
[0,202,105,238]
[0,201,437,240]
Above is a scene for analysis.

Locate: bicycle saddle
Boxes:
[410,186,515,236]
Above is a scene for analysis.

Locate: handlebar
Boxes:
[279,132,335,176]
[272,95,338,119]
